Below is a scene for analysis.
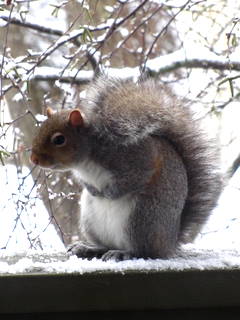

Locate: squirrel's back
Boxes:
[82,76,222,243]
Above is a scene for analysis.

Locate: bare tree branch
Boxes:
[0,6,14,98]
[142,0,191,70]
[229,154,240,177]
[5,55,239,84]
[0,11,109,37]
[108,4,164,62]
[147,53,240,74]
[0,12,63,36]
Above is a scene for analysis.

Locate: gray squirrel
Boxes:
[30,77,222,261]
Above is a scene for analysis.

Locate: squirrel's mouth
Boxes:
[30,151,67,171]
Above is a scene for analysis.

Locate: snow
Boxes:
[0,245,240,275]
[33,66,94,82]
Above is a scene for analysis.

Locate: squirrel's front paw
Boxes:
[101,250,133,261]
[68,242,107,259]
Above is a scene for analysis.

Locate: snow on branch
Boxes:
[148,56,240,74]
[0,10,109,37]
[24,51,240,84]
[2,48,240,97]
[0,11,63,36]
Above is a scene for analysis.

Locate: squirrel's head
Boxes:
[30,107,90,171]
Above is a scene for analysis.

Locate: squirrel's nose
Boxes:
[30,153,39,165]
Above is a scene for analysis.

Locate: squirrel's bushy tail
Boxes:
[85,77,223,242]
[166,114,222,243]
[142,80,222,243]
[143,80,223,243]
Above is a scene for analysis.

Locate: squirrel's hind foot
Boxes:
[68,243,133,261]
[101,250,133,261]
[67,242,107,260]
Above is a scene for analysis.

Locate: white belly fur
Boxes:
[80,189,135,250]
[73,159,113,190]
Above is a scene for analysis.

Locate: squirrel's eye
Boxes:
[51,132,66,147]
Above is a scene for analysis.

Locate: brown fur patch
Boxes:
[147,155,163,185]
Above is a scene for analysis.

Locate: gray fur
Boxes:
[32,76,222,260]
[82,77,222,245]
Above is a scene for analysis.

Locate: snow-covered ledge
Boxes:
[0,246,240,314]
[1,246,240,275]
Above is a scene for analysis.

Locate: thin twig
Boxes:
[108,4,164,61]
[43,172,66,245]
[0,11,110,38]
[0,5,14,99]
[142,0,192,71]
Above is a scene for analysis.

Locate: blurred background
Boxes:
[0,0,240,253]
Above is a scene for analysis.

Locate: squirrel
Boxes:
[30,76,222,261]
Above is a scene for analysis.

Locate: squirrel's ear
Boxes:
[46,107,54,118]
[68,109,84,127]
